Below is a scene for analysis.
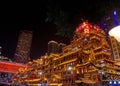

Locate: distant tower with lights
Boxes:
[47,40,58,54]
[47,41,66,54]
[14,30,33,63]
[58,43,66,53]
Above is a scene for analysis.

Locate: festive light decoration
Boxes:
[75,21,100,33]
[12,21,120,86]
[0,61,27,73]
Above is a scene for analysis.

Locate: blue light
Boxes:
[113,10,119,26]
[114,11,117,15]
[118,81,120,84]
[109,81,112,84]
[114,81,117,84]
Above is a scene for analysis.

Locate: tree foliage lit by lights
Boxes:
[45,0,120,39]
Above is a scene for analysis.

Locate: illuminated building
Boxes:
[0,46,11,61]
[47,40,59,54]
[0,46,28,85]
[109,25,120,60]
[43,22,120,86]
[12,58,44,85]
[109,36,120,60]
[14,30,33,63]
[47,41,66,54]
[13,22,120,86]
[58,43,66,53]
[0,60,27,85]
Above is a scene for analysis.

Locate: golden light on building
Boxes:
[12,22,120,86]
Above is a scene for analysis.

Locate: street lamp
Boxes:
[38,72,43,75]
[68,66,72,71]
[67,65,75,86]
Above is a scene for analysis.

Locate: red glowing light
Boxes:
[96,74,99,82]
[75,22,90,33]
[75,21,100,33]
[84,28,90,34]
[0,61,27,73]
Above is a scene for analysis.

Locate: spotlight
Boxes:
[109,81,112,84]
[114,81,116,84]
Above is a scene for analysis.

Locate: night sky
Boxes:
[0,2,70,60]
[0,1,119,60]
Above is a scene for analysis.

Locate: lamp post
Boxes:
[67,65,75,86]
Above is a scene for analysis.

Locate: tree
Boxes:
[45,0,120,39]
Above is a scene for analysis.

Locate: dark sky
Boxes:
[0,0,118,60]
[0,23,70,60]
[0,2,70,60]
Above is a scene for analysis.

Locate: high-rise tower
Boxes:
[47,41,66,54]
[14,30,33,63]
[47,40,58,54]
[58,43,66,53]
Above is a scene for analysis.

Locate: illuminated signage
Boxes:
[0,61,27,73]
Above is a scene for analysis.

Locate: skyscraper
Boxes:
[47,41,66,54]
[58,43,66,53]
[47,40,58,54]
[14,30,33,63]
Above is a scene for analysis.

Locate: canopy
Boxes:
[109,25,120,42]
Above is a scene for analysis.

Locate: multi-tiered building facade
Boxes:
[12,22,120,86]
[109,36,120,61]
